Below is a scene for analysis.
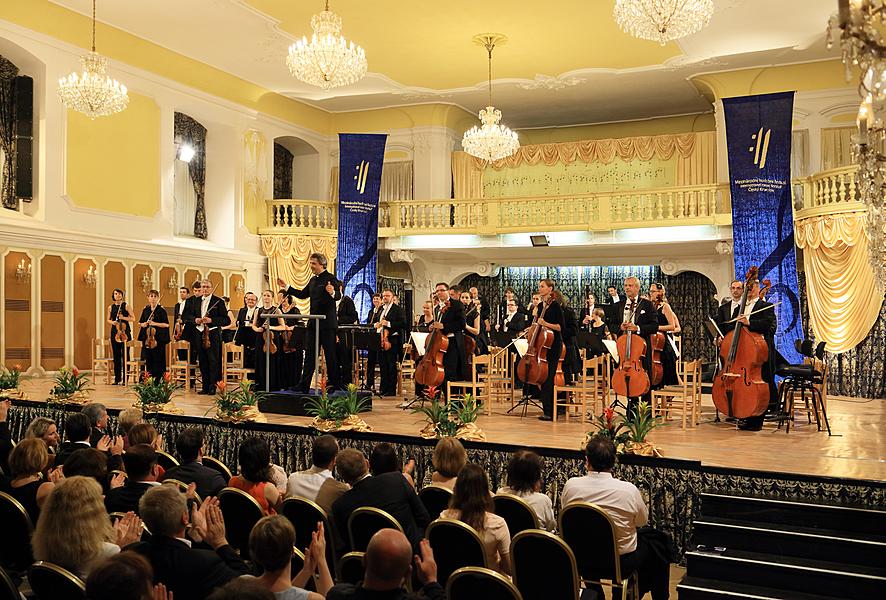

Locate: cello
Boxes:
[517,299,555,387]
[711,267,770,419]
[414,301,449,387]
[610,301,651,399]
[649,332,666,387]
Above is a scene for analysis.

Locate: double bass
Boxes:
[517,299,556,387]
[414,302,449,387]
[712,267,770,419]
[611,301,651,399]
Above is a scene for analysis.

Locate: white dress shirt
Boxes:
[197,296,210,332]
[286,466,335,501]
[622,297,639,324]
[497,485,556,532]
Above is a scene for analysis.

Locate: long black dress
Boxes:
[253,307,281,392]
[654,307,679,387]
[279,306,304,389]
[137,305,170,381]
[109,302,131,384]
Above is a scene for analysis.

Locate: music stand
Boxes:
[506,340,543,418]
[260,313,324,393]
[349,326,382,397]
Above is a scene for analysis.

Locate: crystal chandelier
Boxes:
[829,0,886,281]
[286,0,367,90]
[613,0,715,45]
[57,0,129,119]
[462,34,519,163]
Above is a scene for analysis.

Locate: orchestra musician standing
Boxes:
[279,294,303,390]
[336,282,359,385]
[462,291,488,357]
[106,288,133,385]
[534,279,566,421]
[251,290,284,392]
[579,291,597,332]
[497,287,519,327]
[365,293,383,393]
[608,277,658,413]
[137,290,170,381]
[712,279,746,333]
[181,280,203,365]
[375,289,407,396]
[432,282,466,393]
[182,279,230,394]
[649,283,680,387]
[234,292,258,371]
[559,293,581,385]
[497,299,527,334]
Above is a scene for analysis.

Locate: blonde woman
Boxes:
[427,436,467,490]
[0,438,60,523]
[32,476,143,578]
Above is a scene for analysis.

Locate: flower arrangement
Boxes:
[305,383,371,432]
[211,380,267,423]
[48,366,92,404]
[583,401,663,457]
[130,371,184,414]
[0,365,26,399]
[414,389,486,441]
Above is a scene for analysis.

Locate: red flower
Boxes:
[216,381,226,392]
[72,367,80,377]
[163,372,171,383]
[141,370,150,382]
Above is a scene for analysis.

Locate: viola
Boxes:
[517,299,556,387]
[380,328,392,351]
[415,301,449,387]
[610,302,651,398]
[144,304,160,349]
[114,303,129,344]
[711,267,770,419]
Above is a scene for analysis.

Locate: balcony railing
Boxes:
[793,165,864,220]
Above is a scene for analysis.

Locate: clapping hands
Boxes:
[114,511,144,547]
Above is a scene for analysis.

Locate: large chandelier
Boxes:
[829,0,886,280]
[462,34,519,163]
[57,0,129,119]
[286,0,367,90]
[613,0,715,45]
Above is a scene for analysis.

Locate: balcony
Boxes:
[793,165,864,221]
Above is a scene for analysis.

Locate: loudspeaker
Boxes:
[14,76,33,201]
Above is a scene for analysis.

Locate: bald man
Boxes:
[326,529,443,600]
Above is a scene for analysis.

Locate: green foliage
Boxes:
[212,380,267,417]
[50,366,92,397]
[130,371,183,409]
[453,394,481,425]
[413,392,479,438]
[0,366,22,391]
[305,384,370,427]
[624,400,662,443]
[586,401,663,451]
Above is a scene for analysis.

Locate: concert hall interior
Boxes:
[1,2,885,599]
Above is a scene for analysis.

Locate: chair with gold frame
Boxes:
[0,491,34,574]
[347,507,403,553]
[218,487,265,559]
[446,566,523,600]
[426,518,488,587]
[28,562,86,600]
[511,529,581,600]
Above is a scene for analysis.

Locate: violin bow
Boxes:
[723,301,781,324]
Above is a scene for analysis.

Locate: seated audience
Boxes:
[229,437,281,515]
[496,449,556,531]
[244,515,333,599]
[561,436,673,600]
[332,449,430,554]
[426,437,466,490]
[326,530,443,600]
[55,412,95,466]
[441,462,511,575]
[0,438,59,523]
[117,408,144,450]
[161,427,227,498]
[128,423,163,451]
[105,444,160,515]
[85,551,171,600]
[83,402,110,447]
[25,416,61,455]
[286,434,349,515]
[133,485,251,599]
[370,442,416,488]
[207,579,274,600]
[32,476,143,578]
[64,447,126,493]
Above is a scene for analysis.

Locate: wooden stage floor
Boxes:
[16,378,886,482]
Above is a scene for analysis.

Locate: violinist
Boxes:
[579,292,597,333]
[375,289,407,397]
[497,286,518,326]
[173,286,190,361]
[469,286,491,333]
[649,283,680,387]
[433,282,466,391]
[137,290,169,381]
[608,277,658,412]
[364,293,383,393]
[462,291,488,356]
[106,288,133,385]
[182,279,230,395]
[414,301,435,332]
[220,297,237,344]
[534,279,565,421]
[526,293,541,317]
[251,290,286,392]
[712,280,745,337]
[234,292,259,371]
[279,294,303,390]
[731,278,778,431]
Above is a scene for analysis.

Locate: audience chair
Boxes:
[559,503,639,599]
[167,341,196,391]
[0,565,20,600]
[511,529,580,600]
[446,354,491,406]
[155,449,180,471]
[338,552,365,585]
[222,342,254,384]
[418,484,453,520]
[280,497,336,574]
[162,479,203,505]
[202,455,234,481]
[651,359,701,429]
[0,491,34,574]
[28,562,86,600]
[553,355,603,423]
[124,340,145,384]
[446,566,523,600]
[91,338,113,385]
[347,507,403,553]
[492,493,539,536]
[426,518,488,586]
[218,487,264,559]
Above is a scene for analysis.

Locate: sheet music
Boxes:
[410,332,429,356]
[668,335,680,359]
[707,317,724,339]
[602,339,620,364]
[514,339,529,357]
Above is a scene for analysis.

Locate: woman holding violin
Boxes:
[251,290,286,391]
[461,291,485,372]
[137,290,170,381]
[106,288,133,385]
[532,279,565,421]
[649,283,680,387]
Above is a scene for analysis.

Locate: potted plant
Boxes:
[305,383,372,432]
[0,365,26,400]
[130,371,184,414]
[48,366,92,404]
[211,380,267,423]
[621,400,664,456]
[413,389,486,440]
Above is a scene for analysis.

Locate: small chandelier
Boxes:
[286,0,367,90]
[462,34,519,163]
[58,0,129,119]
[613,0,715,45]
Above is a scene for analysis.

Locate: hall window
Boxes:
[173,112,207,238]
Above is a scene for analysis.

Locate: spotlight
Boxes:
[178,144,195,163]
[530,234,549,247]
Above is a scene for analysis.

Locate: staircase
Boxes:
[678,493,886,599]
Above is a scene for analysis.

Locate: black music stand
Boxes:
[351,326,382,397]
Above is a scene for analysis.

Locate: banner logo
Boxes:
[749,127,772,169]
[354,160,370,194]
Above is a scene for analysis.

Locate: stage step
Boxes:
[677,576,844,600]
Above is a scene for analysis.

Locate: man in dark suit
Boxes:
[608,277,659,413]
[336,284,359,385]
[435,283,466,389]
[364,294,383,392]
[498,298,527,334]
[233,292,258,371]
[331,449,430,556]
[278,252,341,392]
[83,402,109,447]
[105,444,159,514]
[375,289,407,396]
[56,412,124,471]
[180,281,202,364]
[182,279,230,394]
[712,279,745,335]
[172,286,190,356]
[161,427,227,498]
[134,486,251,600]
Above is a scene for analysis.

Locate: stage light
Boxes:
[530,234,549,247]
[178,144,195,163]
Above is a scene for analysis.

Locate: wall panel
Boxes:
[73,258,98,369]
[131,263,153,340]
[4,252,32,370]
[103,261,126,340]
[40,255,66,370]
[228,274,245,310]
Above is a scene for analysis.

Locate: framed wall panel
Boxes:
[4,251,32,370]
[228,273,245,310]
[131,263,153,341]
[73,258,98,370]
[184,269,202,292]
[159,266,179,314]
[40,255,66,371]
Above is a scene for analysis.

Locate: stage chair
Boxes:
[348,507,403,553]
[202,456,234,481]
[777,340,831,435]
[651,359,701,429]
[492,493,539,537]
[0,565,21,600]
[447,354,491,404]
[167,341,196,392]
[419,484,453,519]
[553,355,603,423]
[0,491,34,574]
[486,349,514,415]
[124,340,145,384]
[558,503,639,600]
[28,562,85,600]
[400,343,415,382]
[511,529,581,600]
[338,552,365,585]
[426,518,488,586]
[280,497,337,575]
[91,338,113,385]
[222,342,254,384]
[446,566,523,600]
[218,487,264,559]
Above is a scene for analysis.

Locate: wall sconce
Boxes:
[166,274,179,293]
[140,271,153,293]
[15,259,31,283]
[235,279,245,295]
[83,265,97,288]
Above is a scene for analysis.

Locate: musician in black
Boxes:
[609,276,659,413]
[137,290,170,381]
[335,283,359,385]
[497,286,519,326]
[364,293,382,392]
[463,291,488,357]
[107,289,134,385]
[585,308,611,358]
[534,279,566,421]
[579,291,597,332]
[181,280,203,365]
[497,299,527,333]
[649,283,680,387]
[173,286,190,362]
[251,290,284,392]
[469,286,491,333]
[375,289,407,396]
[560,293,580,385]
[277,252,341,392]
[433,282,465,394]
[182,279,230,394]
[712,279,745,335]
[234,292,258,371]
[279,294,303,390]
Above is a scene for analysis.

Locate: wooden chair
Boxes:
[398,343,415,394]
[492,493,539,537]
[651,359,701,429]
[0,491,33,574]
[202,456,233,481]
[447,353,491,404]
[280,496,337,575]
[446,566,523,600]
[348,507,403,553]
[418,484,453,519]
[218,487,265,559]
[553,355,604,423]
[223,342,254,384]
[167,340,196,391]
[426,518,488,586]
[486,348,514,415]
[338,551,365,585]
[511,529,580,600]
[28,562,86,600]
[124,340,145,384]
[91,338,113,385]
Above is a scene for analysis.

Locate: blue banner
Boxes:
[336,133,387,322]
[723,91,802,365]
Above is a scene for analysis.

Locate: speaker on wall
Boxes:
[14,75,33,202]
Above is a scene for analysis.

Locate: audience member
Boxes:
[128,423,163,450]
[326,530,443,600]
[0,399,12,475]
[105,444,160,514]
[244,515,333,599]
[63,447,125,493]
[441,462,511,575]
[561,436,673,600]
[85,551,171,600]
[32,476,143,578]
[207,579,275,600]
[332,449,430,554]
[133,485,251,599]
[286,434,349,515]
[83,402,110,447]
[229,436,280,515]
[427,437,466,490]
[370,442,416,488]
[55,412,94,466]
[161,426,227,498]
[25,416,61,454]
[0,438,59,523]
[117,408,144,450]
[496,449,556,531]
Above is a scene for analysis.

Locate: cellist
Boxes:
[608,277,659,414]
[431,282,465,395]
[535,279,566,422]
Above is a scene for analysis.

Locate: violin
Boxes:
[145,306,159,350]
[114,302,129,344]
[173,318,184,341]
[610,300,651,399]
[517,299,556,387]
[415,301,449,387]
[711,267,771,419]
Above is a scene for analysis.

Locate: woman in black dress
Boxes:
[0,438,59,524]
[106,288,133,385]
[649,283,680,387]
[137,290,170,381]
[251,291,285,391]
[535,279,565,421]
[278,294,303,389]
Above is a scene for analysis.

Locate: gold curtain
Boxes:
[676,131,716,185]
[820,127,855,171]
[260,234,337,314]
[452,151,483,199]
[795,212,884,353]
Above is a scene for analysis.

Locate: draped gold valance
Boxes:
[795,212,884,353]
[260,234,337,314]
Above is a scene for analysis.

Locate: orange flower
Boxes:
[141,370,150,382]
[216,381,226,392]
[163,372,171,383]
[72,367,80,377]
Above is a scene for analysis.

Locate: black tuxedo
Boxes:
[105,480,155,515]
[182,294,230,393]
[161,460,227,499]
[331,472,430,555]
[439,300,466,385]
[579,305,597,332]
[89,426,107,448]
[499,311,527,334]
[287,270,341,390]
[55,440,93,467]
[130,536,251,600]
[712,300,741,335]
[377,303,407,396]
[337,296,358,325]
[364,306,382,390]
[606,296,659,405]
[0,422,12,476]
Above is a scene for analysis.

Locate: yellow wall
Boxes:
[332,103,474,133]
[516,113,716,145]
[691,60,853,101]
[65,92,161,216]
